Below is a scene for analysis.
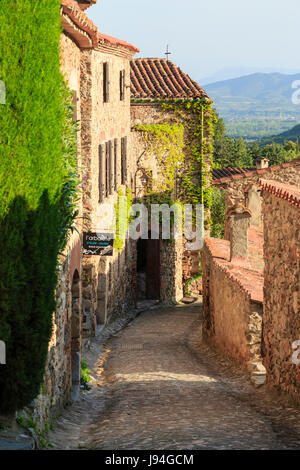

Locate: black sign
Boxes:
[83,232,114,256]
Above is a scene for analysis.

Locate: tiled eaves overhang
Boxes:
[130,58,212,102]
[78,0,97,11]
[97,33,140,56]
[61,1,139,54]
[259,179,300,208]
[61,0,98,48]
[212,159,300,186]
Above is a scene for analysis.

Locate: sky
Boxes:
[88,0,300,82]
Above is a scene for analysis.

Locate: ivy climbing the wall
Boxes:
[0,0,79,413]
[114,188,133,252]
[134,123,185,195]
[160,100,215,211]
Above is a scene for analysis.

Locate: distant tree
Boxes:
[213,111,300,170]
[210,187,225,239]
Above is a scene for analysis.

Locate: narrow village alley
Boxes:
[48,302,300,450]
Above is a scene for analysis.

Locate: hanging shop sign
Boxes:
[83,232,114,256]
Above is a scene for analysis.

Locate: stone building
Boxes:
[212,158,300,239]
[202,213,265,384]
[80,29,139,332]
[203,159,300,388]
[29,0,140,427]
[130,58,213,299]
[27,3,214,428]
[260,179,300,403]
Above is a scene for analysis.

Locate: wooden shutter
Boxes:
[98,144,104,203]
[105,142,109,197]
[123,136,128,184]
[114,138,118,191]
[103,62,109,102]
[109,140,113,195]
[121,137,125,185]
[120,70,125,101]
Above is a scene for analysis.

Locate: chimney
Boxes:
[227,206,252,260]
[256,158,269,170]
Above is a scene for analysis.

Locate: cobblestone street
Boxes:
[49,303,300,450]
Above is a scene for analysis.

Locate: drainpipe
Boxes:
[199,106,205,246]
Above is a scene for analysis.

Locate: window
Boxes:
[109,140,113,196]
[105,142,109,197]
[121,136,127,185]
[103,62,109,102]
[114,138,118,191]
[120,70,125,101]
[98,144,104,203]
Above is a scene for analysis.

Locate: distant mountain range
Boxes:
[258,123,300,145]
[204,72,300,105]
[202,72,300,139]
[199,67,300,85]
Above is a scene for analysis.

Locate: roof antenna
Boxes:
[165,44,171,62]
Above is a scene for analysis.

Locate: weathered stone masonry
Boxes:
[212,159,300,240]
[28,0,140,427]
[130,59,213,299]
[260,179,300,403]
[202,233,264,369]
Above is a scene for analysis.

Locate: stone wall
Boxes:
[202,240,263,368]
[80,44,138,328]
[27,32,84,429]
[262,189,300,403]
[130,102,212,301]
[160,239,183,303]
[218,163,300,239]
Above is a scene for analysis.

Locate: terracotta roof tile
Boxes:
[259,179,300,207]
[205,227,264,303]
[78,1,97,11]
[212,159,300,185]
[131,58,211,101]
[61,1,138,53]
[98,33,140,53]
[61,0,98,48]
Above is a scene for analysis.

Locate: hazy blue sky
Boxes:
[88,0,300,81]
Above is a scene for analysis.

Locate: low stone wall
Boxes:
[262,188,300,402]
[202,240,263,367]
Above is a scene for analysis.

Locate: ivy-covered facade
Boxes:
[130,58,214,297]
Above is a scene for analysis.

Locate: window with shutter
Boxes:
[121,137,127,185]
[120,70,125,101]
[103,62,109,102]
[114,138,118,191]
[98,144,104,203]
[105,142,109,198]
[109,140,113,195]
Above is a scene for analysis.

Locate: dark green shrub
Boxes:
[0,0,78,413]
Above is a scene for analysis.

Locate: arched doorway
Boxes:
[71,270,81,401]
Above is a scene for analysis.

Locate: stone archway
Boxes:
[71,270,81,401]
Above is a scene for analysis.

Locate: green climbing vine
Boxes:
[160,100,215,210]
[134,123,185,194]
[133,100,215,217]
[114,188,133,252]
